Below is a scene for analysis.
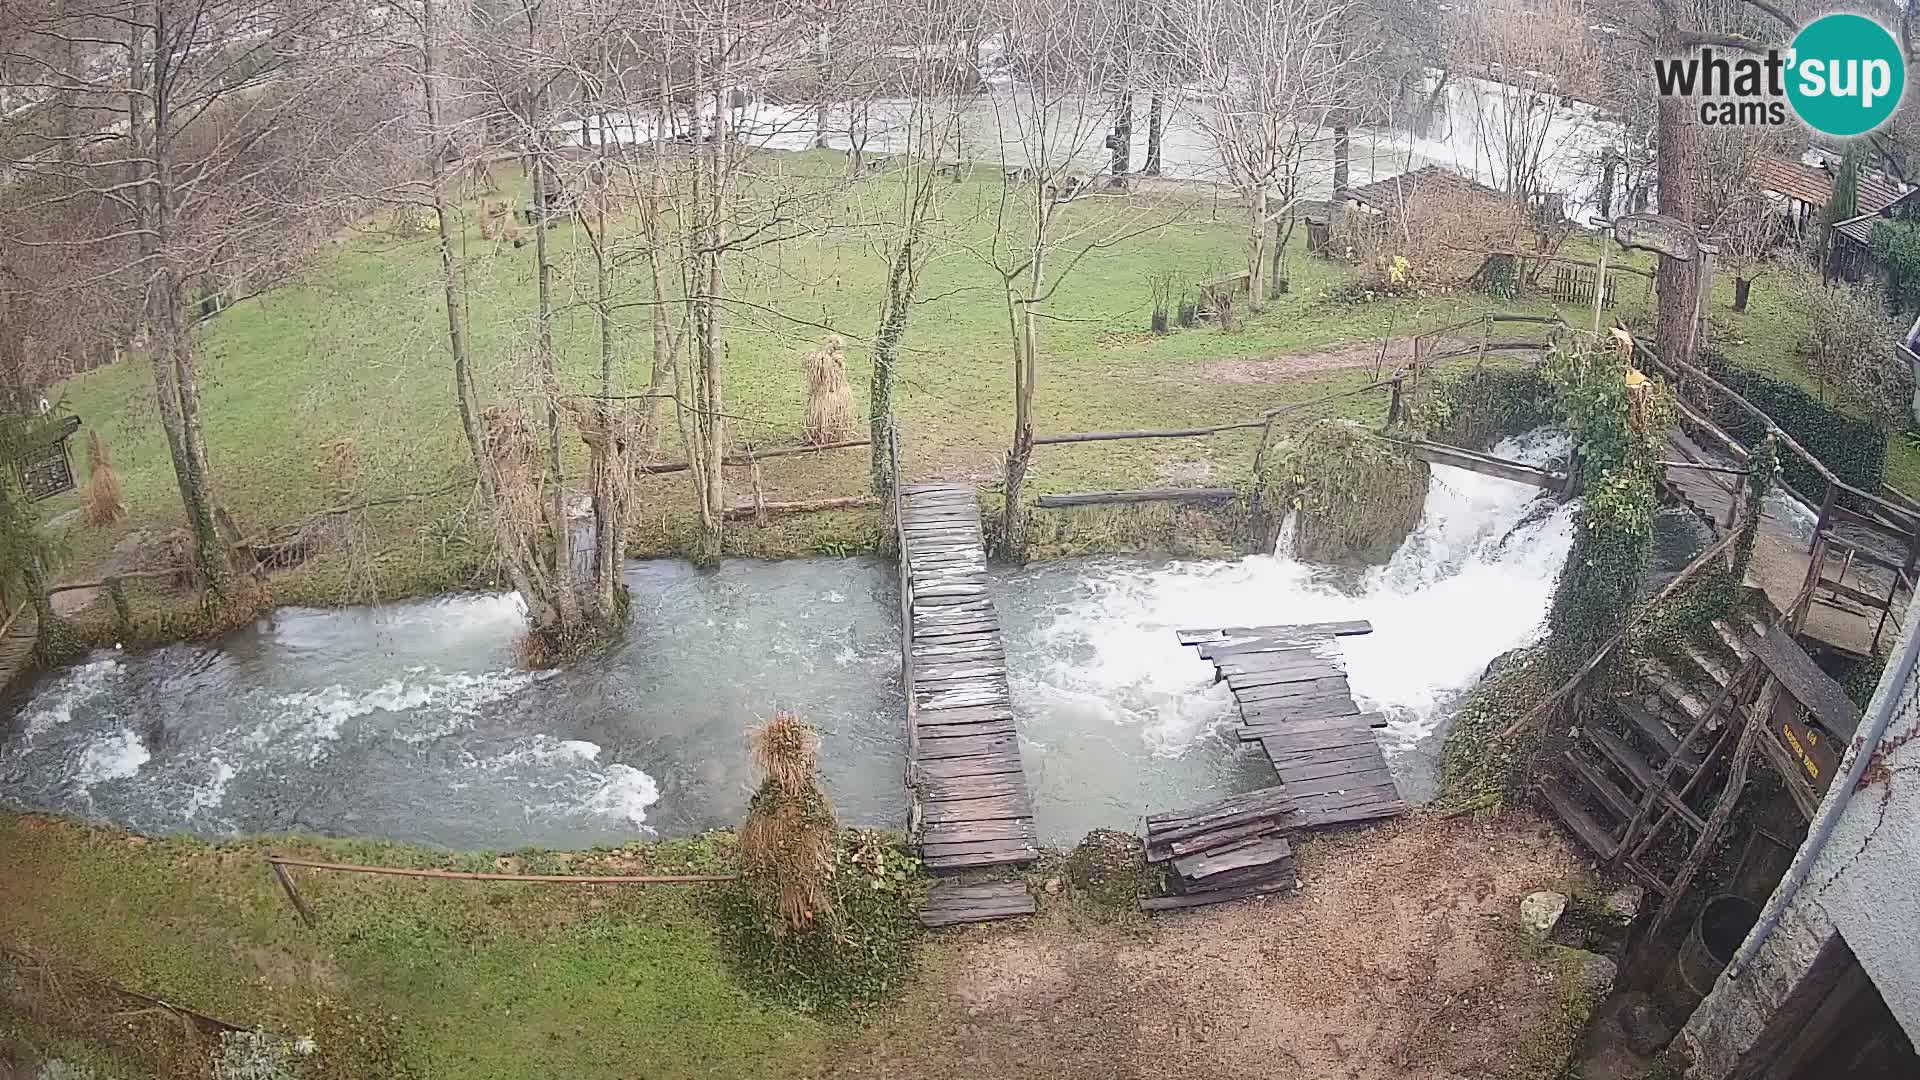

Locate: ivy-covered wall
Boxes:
[1700,351,1886,503]
[1413,363,1557,451]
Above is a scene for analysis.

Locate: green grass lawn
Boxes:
[35,151,1579,606]
[0,813,824,1080]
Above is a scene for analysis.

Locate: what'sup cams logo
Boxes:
[1653,13,1906,136]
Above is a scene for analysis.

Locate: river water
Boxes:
[3,431,1714,850]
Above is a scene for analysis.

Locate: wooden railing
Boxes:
[1630,335,1920,650]
[888,422,922,836]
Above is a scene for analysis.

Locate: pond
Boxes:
[4,430,1709,850]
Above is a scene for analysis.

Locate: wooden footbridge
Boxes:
[1178,621,1408,827]
[894,484,1037,873]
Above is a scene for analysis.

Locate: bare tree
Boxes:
[0,0,407,608]
[971,0,1162,557]
[1168,0,1362,311]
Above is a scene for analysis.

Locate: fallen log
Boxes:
[639,438,871,474]
[1034,487,1237,508]
[722,495,882,521]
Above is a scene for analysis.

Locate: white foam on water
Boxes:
[584,764,662,830]
[19,657,124,743]
[469,736,662,831]
[184,758,237,817]
[245,668,551,758]
[72,730,149,787]
[1018,429,1577,765]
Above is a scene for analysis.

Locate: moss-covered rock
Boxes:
[1259,419,1429,563]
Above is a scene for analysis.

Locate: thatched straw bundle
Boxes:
[83,430,125,527]
[740,711,839,934]
[802,336,856,446]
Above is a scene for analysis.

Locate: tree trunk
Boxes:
[129,0,237,599]
[1246,186,1269,313]
[1145,93,1164,176]
[589,190,623,628]
[1109,93,1132,177]
[1733,276,1752,312]
[871,237,914,496]
[1270,207,1291,297]
[530,120,581,634]
[1332,127,1350,199]
[812,23,831,150]
[1654,88,1699,367]
[422,0,554,629]
[1002,234,1046,558]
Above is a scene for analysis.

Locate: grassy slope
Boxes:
[37,152,1564,605]
[0,813,820,1080]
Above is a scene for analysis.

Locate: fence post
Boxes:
[1387,377,1404,428]
[1814,482,1838,555]
[269,861,316,929]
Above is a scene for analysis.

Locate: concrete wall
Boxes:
[1682,602,1920,1077]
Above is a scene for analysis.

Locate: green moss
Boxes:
[1414,363,1557,450]
[1260,418,1429,562]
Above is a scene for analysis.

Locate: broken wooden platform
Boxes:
[1141,786,1299,911]
[917,879,1036,927]
[1179,621,1408,829]
[899,484,1037,873]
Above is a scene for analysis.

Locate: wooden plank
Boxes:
[916,704,1015,725]
[918,719,1017,740]
[921,773,1029,801]
[1280,768,1398,798]
[1139,877,1295,912]
[921,793,1032,825]
[922,817,1037,844]
[920,897,1036,927]
[1225,664,1344,690]
[916,754,1026,779]
[1275,754,1392,784]
[919,837,1038,859]
[1175,620,1373,644]
[1256,727,1384,753]
[1150,819,1282,862]
[1172,835,1292,883]
[915,732,1019,760]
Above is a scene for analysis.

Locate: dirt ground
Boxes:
[828,811,1592,1080]
[1169,335,1545,386]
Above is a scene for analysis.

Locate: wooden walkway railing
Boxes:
[0,601,36,693]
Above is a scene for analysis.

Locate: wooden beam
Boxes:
[1403,439,1565,490]
[1034,487,1237,508]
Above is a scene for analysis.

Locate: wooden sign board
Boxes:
[1772,692,1841,794]
[1614,214,1697,262]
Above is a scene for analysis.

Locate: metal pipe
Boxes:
[1727,601,1920,978]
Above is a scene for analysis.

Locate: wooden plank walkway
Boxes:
[1179,621,1408,828]
[898,485,1037,873]
[0,603,36,695]
[918,880,1036,927]
[1662,429,1905,657]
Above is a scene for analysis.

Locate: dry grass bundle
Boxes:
[83,430,125,527]
[740,710,839,934]
[802,336,856,446]
[1260,419,1430,563]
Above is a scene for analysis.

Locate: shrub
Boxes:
[1259,418,1430,563]
[1701,350,1889,501]
[1413,363,1557,450]
[1786,274,1908,430]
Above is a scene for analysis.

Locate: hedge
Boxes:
[1700,350,1885,504]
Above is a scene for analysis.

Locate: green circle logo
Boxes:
[1787,14,1906,137]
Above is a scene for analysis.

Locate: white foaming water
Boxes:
[72,730,149,787]
[184,759,237,817]
[471,736,662,831]
[20,657,124,743]
[248,667,553,756]
[1018,430,1577,768]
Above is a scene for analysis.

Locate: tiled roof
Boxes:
[1832,191,1920,245]
[1344,165,1503,211]
[1753,155,1903,213]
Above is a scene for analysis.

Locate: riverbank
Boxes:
[1,809,1607,1080]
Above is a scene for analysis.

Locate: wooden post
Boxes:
[1647,686,1766,941]
[270,861,316,928]
[1386,377,1404,428]
[106,575,132,633]
[1814,482,1838,555]
[1247,415,1281,544]
[746,446,766,526]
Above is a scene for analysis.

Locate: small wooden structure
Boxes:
[1141,786,1298,911]
[896,483,1038,873]
[14,415,81,501]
